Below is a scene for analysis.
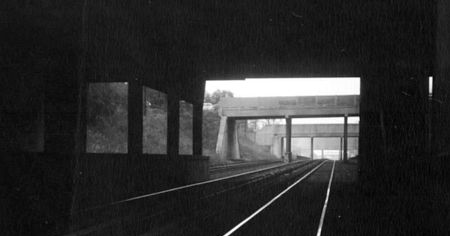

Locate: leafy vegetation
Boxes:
[204,89,234,105]
[202,90,234,156]
[86,83,232,156]
[202,109,221,156]
[143,87,167,154]
[86,83,128,153]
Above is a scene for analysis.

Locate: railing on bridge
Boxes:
[218,95,359,118]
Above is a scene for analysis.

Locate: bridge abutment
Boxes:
[216,117,241,160]
[270,136,284,159]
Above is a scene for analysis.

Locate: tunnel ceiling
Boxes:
[147,0,434,79]
[195,0,364,77]
[2,0,434,94]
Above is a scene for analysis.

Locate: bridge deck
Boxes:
[219,95,359,118]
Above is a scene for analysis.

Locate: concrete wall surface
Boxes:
[256,124,359,146]
[219,96,359,118]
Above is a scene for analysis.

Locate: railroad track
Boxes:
[209,160,284,179]
[210,160,282,172]
[69,160,330,236]
[223,160,336,236]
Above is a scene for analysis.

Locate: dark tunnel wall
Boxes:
[1,1,83,234]
[0,0,447,234]
[431,0,450,183]
[357,0,435,189]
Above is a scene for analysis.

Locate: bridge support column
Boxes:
[227,119,240,160]
[128,79,143,155]
[360,69,428,189]
[271,136,283,159]
[193,103,203,156]
[339,137,343,161]
[343,114,348,162]
[285,116,292,162]
[431,0,450,184]
[216,117,227,160]
[167,91,180,159]
[310,137,314,160]
[216,117,240,160]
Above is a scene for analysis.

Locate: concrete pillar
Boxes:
[167,91,180,158]
[193,102,203,156]
[44,75,80,154]
[216,116,240,160]
[433,0,450,156]
[128,79,143,155]
[285,117,292,162]
[216,116,228,159]
[339,137,343,161]
[74,81,87,155]
[310,137,314,160]
[270,136,283,158]
[360,69,428,188]
[429,0,450,183]
[343,115,348,162]
[38,46,82,234]
[227,118,240,160]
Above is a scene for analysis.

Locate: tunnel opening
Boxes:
[203,77,360,164]
[281,117,360,161]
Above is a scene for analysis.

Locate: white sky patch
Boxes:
[205,77,360,97]
[206,77,360,124]
[429,76,433,95]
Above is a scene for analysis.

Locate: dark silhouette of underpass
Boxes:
[1,1,449,235]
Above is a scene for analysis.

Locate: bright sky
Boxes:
[429,76,433,95]
[205,77,360,97]
[206,77,360,124]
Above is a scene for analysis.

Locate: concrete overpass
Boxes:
[218,95,359,118]
[255,124,359,159]
[216,96,359,161]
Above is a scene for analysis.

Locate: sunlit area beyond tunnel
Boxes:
[203,78,360,166]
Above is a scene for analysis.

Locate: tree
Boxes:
[204,89,234,104]
[142,87,168,154]
[202,109,221,155]
[86,83,128,153]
